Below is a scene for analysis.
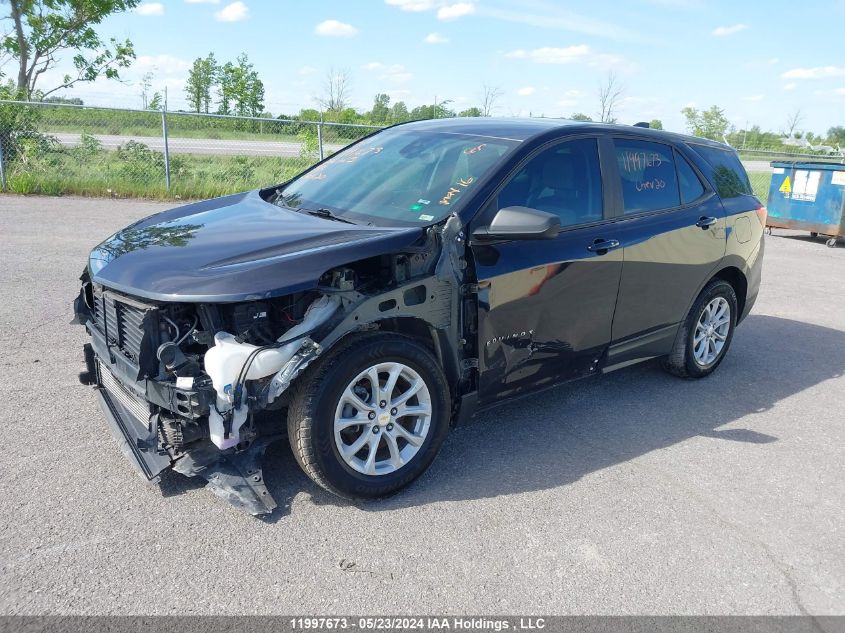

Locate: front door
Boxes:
[470,137,624,404]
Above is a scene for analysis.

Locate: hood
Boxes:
[89,189,423,302]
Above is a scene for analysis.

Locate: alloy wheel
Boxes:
[693,297,731,367]
[333,362,432,476]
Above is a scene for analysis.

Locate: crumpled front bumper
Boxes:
[96,373,173,482]
[81,341,278,516]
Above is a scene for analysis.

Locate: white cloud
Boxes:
[564,89,584,98]
[185,0,219,3]
[506,45,589,64]
[215,1,249,21]
[813,87,845,98]
[424,32,448,44]
[298,65,318,75]
[741,94,765,101]
[712,24,748,36]
[783,83,797,91]
[768,57,779,65]
[437,2,475,20]
[362,62,413,83]
[136,54,193,73]
[314,19,358,37]
[474,5,631,40]
[517,86,536,96]
[558,98,578,107]
[781,66,845,79]
[385,0,437,10]
[505,46,629,70]
[134,2,164,15]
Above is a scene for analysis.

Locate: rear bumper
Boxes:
[739,236,764,324]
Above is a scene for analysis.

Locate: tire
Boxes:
[662,279,738,379]
[287,332,451,499]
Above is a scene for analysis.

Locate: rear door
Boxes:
[470,136,624,404]
[605,136,727,369]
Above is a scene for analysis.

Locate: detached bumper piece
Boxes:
[97,369,171,482]
[90,349,279,516]
[196,439,278,516]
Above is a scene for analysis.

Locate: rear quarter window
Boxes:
[691,144,752,198]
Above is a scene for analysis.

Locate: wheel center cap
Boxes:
[377,412,391,425]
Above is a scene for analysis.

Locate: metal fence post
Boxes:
[161,107,171,192]
[0,136,7,191]
[317,123,324,161]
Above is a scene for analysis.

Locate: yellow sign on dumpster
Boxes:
[779,176,792,194]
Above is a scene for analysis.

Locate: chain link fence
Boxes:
[0,100,381,198]
[2,99,843,202]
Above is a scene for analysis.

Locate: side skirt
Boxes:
[603,323,679,373]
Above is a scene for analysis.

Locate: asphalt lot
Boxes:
[0,194,843,615]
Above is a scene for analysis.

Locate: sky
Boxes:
[27,0,845,136]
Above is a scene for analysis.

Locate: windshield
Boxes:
[273,128,519,226]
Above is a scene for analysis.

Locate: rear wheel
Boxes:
[662,279,738,379]
[287,333,451,499]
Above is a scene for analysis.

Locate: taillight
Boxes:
[755,205,767,227]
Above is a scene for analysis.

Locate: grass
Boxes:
[32,107,377,145]
[747,171,773,201]
[5,145,315,199]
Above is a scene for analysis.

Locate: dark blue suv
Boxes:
[75,118,765,515]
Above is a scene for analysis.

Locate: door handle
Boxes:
[587,238,621,253]
[696,216,718,229]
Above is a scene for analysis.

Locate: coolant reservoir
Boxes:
[203,295,340,449]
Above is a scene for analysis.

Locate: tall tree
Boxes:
[480,82,502,117]
[317,67,351,115]
[139,71,153,109]
[597,71,623,123]
[784,108,804,137]
[370,93,390,123]
[185,53,218,113]
[649,119,663,130]
[458,106,483,117]
[569,112,593,121]
[218,54,264,116]
[2,0,137,98]
[390,100,408,122]
[681,105,730,141]
[827,126,845,146]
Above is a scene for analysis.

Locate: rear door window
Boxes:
[613,139,680,213]
[690,144,752,198]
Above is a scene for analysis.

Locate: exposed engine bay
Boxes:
[74,216,476,515]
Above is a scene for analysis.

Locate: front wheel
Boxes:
[662,279,738,379]
[287,333,451,499]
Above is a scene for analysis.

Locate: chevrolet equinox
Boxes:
[74,118,765,514]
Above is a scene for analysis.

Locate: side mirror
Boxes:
[473,206,561,241]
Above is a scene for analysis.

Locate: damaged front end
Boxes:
[74,216,475,515]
